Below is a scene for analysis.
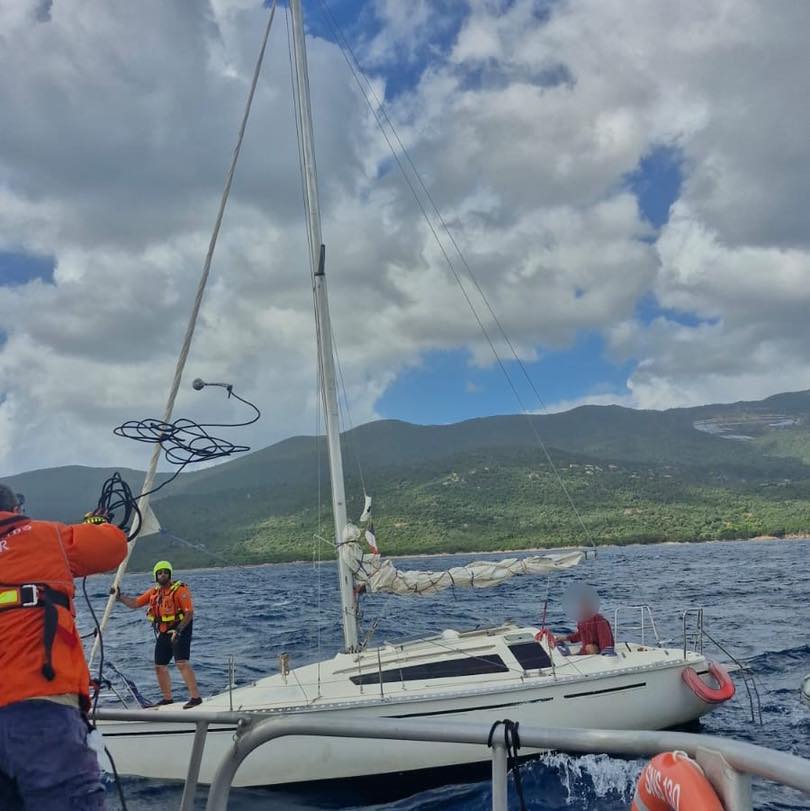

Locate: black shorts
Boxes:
[154,621,193,666]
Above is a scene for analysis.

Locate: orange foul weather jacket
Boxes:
[0,511,128,709]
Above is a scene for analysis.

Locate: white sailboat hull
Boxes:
[100,628,720,787]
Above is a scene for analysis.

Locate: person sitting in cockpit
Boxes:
[558,586,615,655]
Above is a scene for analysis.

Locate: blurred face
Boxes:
[577,599,596,622]
[156,569,171,586]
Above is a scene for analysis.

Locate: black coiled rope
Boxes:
[94,472,142,540]
[113,388,258,468]
[488,719,527,811]
[96,385,260,541]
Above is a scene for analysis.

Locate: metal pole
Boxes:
[180,721,210,811]
[289,0,358,651]
[196,715,810,810]
[491,741,508,811]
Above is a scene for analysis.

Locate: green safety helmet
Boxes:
[153,560,173,580]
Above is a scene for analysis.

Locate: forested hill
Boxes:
[5,390,810,569]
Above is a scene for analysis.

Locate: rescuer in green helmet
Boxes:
[116,560,202,708]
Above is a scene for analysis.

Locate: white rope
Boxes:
[89,1,278,666]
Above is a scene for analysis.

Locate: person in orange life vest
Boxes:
[558,586,615,655]
[116,560,202,708]
[0,483,128,810]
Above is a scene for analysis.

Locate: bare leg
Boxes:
[176,661,200,699]
[582,644,600,655]
[155,665,173,700]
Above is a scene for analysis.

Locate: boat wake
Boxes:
[344,753,644,811]
[535,752,642,807]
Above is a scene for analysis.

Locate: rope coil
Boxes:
[488,719,527,811]
[97,386,260,541]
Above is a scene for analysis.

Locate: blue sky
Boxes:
[377,145,685,423]
[0,251,55,286]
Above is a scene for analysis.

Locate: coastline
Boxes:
[128,532,810,573]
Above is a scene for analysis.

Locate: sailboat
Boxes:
[98,0,733,787]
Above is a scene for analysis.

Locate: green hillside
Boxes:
[4,390,810,569]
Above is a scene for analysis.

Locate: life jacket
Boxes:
[146,581,187,630]
[0,511,128,710]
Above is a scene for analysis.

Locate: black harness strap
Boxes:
[0,583,71,682]
[39,587,71,681]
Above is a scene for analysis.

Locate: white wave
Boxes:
[537,752,644,804]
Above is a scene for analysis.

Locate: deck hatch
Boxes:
[508,642,552,670]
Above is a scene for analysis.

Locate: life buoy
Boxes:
[682,661,735,704]
[631,751,725,811]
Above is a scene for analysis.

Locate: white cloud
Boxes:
[1,0,810,475]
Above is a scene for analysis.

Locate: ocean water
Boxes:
[82,538,810,810]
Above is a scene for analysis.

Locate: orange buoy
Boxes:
[682,661,736,704]
[631,751,725,811]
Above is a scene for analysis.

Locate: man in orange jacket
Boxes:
[0,483,128,810]
[117,560,202,709]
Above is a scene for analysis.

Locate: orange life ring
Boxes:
[631,751,725,811]
[682,661,736,704]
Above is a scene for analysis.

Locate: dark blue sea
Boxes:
[82,539,810,810]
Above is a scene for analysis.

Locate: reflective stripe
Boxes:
[146,581,187,626]
[0,589,21,607]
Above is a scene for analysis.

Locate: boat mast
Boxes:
[289,0,359,652]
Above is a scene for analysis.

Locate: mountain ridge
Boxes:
[4,389,810,569]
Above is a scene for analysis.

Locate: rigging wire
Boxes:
[313,0,595,548]
[81,576,129,810]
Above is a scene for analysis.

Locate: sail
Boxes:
[138,502,162,538]
[343,524,585,596]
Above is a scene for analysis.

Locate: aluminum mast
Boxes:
[289,0,359,651]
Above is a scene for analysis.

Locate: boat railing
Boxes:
[612,604,662,647]
[683,606,706,657]
[94,708,810,811]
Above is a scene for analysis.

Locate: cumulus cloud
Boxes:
[1,0,809,474]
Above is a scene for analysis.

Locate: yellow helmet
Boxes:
[153,560,173,580]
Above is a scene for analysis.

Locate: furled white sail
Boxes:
[343,524,585,596]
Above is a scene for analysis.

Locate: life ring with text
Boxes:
[631,751,725,811]
[682,661,736,704]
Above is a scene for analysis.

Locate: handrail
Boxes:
[94,708,810,811]
[612,604,662,647]
[683,607,705,657]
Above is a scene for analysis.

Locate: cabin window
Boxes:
[350,654,509,685]
[508,642,552,670]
